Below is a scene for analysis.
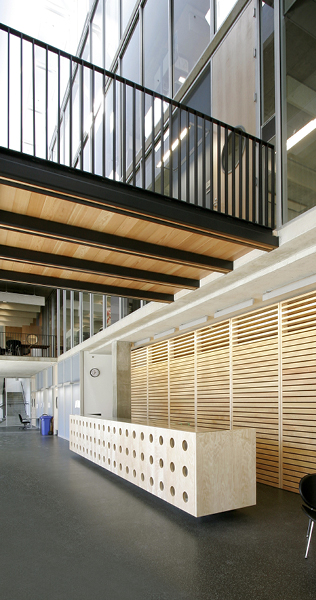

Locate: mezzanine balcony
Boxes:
[0,24,278,304]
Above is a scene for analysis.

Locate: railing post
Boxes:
[57,50,61,164]
[32,41,36,157]
[232,130,236,217]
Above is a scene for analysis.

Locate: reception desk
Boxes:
[69,416,256,517]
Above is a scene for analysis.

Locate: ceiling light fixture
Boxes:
[179,316,208,330]
[214,299,254,319]
[262,274,316,301]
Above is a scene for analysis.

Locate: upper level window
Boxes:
[143,0,169,95]
[122,0,137,35]
[216,0,237,31]
[105,0,120,69]
[173,0,211,95]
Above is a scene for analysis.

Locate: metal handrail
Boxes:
[0,332,57,357]
[0,22,275,228]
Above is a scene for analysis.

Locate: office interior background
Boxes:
[0,0,315,497]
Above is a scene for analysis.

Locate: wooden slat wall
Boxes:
[131,290,316,493]
[169,333,195,427]
[282,293,316,492]
[232,307,280,487]
[148,342,168,422]
[131,347,148,420]
[196,322,230,430]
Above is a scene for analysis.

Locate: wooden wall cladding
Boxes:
[282,293,316,492]
[131,290,316,493]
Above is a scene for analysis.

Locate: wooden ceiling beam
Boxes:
[0,244,200,290]
[0,270,174,303]
[0,209,233,273]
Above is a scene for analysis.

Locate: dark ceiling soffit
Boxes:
[0,210,233,273]
[0,270,174,303]
[0,244,200,290]
[0,148,279,250]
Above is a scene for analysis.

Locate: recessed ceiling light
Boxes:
[178,76,186,84]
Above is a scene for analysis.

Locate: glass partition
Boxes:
[144,0,169,96]
[173,0,210,95]
[285,0,316,221]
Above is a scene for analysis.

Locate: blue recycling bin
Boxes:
[40,414,52,435]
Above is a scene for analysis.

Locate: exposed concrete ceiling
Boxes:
[0,292,44,328]
[0,357,57,378]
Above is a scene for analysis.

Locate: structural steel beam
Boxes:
[0,210,233,273]
[0,244,199,289]
[0,270,174,303]
[0,148,279,250]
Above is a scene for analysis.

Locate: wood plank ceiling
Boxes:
[0,148,278,303]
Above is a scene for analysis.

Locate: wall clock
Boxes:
[90,368,100,377]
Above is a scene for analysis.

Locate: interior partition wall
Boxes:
[131,289,316,494]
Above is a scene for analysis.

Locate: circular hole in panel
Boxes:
[126,429,129,437]
[113,460,116,468]
[103,441,105,447]
[149,434,153,443]
[119,428,122,435]
[182,440,188,451]
[126,448,129,456]
[94,452,96,458]
[160,481,164,491]
[141,432,144,441]
[170,438,175,448]
[103,456,105,462]
[159,459,164,468]
[98,424,100,430]
[141,452,144,461]
[119,446,122,453]
[141,473,145,481]
[107,426,110,432]
[159,436,163,445]
[150,477,154,486]
[108,458,110,465]
[170,462,175,472]
[94,423,96,429]
[94,438,96,443]
[119,463,122,471]
[126,466,129,474]
[133,431,136,439]
[98,454,100,460]
[182,466,188,477]
[133,469,136,478]
[90,423,92,428]
[170,486,175,497]
[86,449,88,454]
[149,455,153,464]
[79,421,81,426]
[133,450,136,458]
[108,442,110,449]
[113,444,116,451]
[183,492,188,503]
[113,427,116,434]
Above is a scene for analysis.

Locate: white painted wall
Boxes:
[83,352,113,418]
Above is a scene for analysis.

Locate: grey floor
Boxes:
[0,429,315,600]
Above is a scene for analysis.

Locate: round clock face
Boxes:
[90,368,100,377]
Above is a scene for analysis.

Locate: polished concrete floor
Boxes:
[1,429,315,600]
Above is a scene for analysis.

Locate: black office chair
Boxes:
[299,474,316,558]
[19,414,31,430]
[6,339,21,355]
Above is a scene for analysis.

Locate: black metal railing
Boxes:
[0,23,275,228]
[0,332,57,358]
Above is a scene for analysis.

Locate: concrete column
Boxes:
[112,341,131,419]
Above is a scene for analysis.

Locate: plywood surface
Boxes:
[69,416,256,517]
